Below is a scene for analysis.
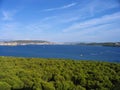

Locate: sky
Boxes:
[0,0,120,42]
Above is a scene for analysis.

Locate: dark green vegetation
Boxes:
[0,57,120,90]
[87,42,120,47]
[76,42,120,47]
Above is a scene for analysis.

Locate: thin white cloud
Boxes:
[59,17,80,23]
[41,0,120,26]
[41,15,80,24]
[77,0,120,17]
[63,12,120,32]
[52,23,120,42]
[43,2,77,11]
[2,11,13,20]
[61,2,77,9]
[2,10,17,21]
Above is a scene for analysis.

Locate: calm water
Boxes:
[0,45,120,62]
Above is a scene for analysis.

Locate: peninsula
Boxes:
[0,40,56,46]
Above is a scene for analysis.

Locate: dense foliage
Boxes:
[76,42,120,47]
[0,57,120,90]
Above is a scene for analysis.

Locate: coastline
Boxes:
[0,40,120,47]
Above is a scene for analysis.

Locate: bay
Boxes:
[0,45,120,62]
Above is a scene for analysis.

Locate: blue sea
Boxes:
[0,45,120,62]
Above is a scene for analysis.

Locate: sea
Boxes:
[0,45,120,62]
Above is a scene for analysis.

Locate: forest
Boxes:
[0,56,120,90]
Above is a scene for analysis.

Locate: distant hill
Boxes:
[0,40,55,46]
[6,40,50,43]
[73,42,120,47]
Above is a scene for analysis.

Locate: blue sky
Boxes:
[0,0,120,42]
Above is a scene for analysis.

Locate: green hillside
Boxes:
[0,57,120,90]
